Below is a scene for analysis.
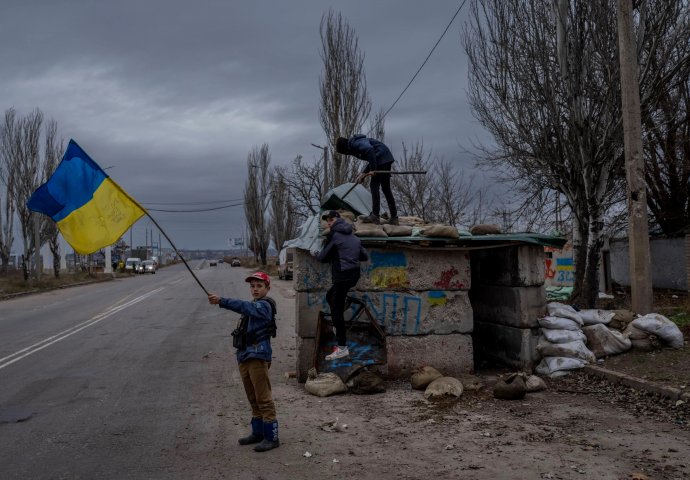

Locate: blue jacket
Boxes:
[219,297,273,363]
[345,134,395,173]
[317,218,369,282]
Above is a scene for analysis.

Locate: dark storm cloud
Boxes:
[0,0,487,250]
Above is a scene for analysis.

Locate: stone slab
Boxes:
[295,290,473,338]
[473,320,541,370]
[386,334,474,379]
[584,365,683,401]
[470,285,545,328]
[294,248,471,292]
[471,244,545,287]
[296,336,316,383]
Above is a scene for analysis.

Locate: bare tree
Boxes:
[269,166,299,252]
[280,155,324,217]
[1,108,45,280]
[433,159,479,227]
[319,9,371,186]
[463,0,690,307]
[0,111,17,273]
[243,144,271,266]
[40,120,63,277]
[391,142,436,221]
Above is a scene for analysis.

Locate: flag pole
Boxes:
[144,212,210,296]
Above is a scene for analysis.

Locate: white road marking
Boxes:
[0,287,164,370]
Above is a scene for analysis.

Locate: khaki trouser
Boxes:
[238,358,276,422]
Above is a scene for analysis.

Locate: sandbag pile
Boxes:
[535,302,596,377]
[536,303,685,377]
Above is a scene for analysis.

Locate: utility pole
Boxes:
[311,144,329,194]
[617,0,653,313]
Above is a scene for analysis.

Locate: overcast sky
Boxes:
[1,0,491,251]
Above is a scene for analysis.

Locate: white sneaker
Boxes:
[325,346,349,361]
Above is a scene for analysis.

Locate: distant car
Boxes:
[141,260,156,274]
[218,259,224,264]
[231,258,241,267]
[209,260,218,266]
[125,257,142,273]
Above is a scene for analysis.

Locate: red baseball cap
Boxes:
[245,271,270,286]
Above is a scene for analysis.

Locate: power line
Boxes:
[141,197,244,206]
[380,0,467,122]
[146,201,245,213]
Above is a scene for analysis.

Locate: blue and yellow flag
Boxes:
[27,139,146,254]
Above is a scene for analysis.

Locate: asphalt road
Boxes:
[0,261,275,479]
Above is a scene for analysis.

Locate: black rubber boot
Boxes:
[238,417,263,445]
[254,420,280,452]
[361,214,380,224]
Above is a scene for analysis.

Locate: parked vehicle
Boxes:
[141,260,156,274]
[278,247,294,280]
[209,260,218,267]
[230,258,241,267]
[125,257,142,272]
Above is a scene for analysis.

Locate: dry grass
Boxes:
[0,270,117,297]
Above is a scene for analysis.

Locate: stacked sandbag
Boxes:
[382,224,413,237]
[628,313,684,349]
[535,302,595,377]
[419,224,460,239]
[622,323,660,350]
[582,323,632,358]
[353,219,387,237]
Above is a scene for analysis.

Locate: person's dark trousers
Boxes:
[370,163,397,218]
[326,274,360,346]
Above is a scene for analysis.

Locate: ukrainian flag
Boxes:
[28,140,146,254]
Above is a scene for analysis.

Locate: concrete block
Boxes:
[296,336,316,383]
[470,285,545,328]
[295,289,473,338]
[357,248,471,291]
[294,249,331,292]
[473,320,540,370]
[386,334,473,379]
[471,244,545,287]
[294,247,471,292]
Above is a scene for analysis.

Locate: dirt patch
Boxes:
[598,346,690,388]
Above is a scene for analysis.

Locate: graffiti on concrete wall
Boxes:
[366,251,410,289]
[433,266,467,290]
[545,246,574,286]
[306,289,454,336]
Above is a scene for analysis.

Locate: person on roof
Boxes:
[335,134,399,225]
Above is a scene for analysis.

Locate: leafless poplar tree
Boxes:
[319,9,371,186]
[463,0,690,307]
[391,142,436,221]
[40,119,63,277]
[269,166,299,253]
[243,144,271,266]
[1,108,47,280]
[0,111,17,273]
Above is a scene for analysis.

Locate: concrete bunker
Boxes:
[293,234,566,382]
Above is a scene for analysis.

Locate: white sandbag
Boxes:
[546,302,584,325]
[353,222,388,238]
[525,375,547,392]
[410,366,443,390]
[622,324,658,351]
[538,316,582,331]
[382,224,413,237]
[631,313,684,349]
[424,376,464,399]
[535,356,587,377]
[420,224,460,239]
[536,339,596,363]
[579,309,615,325]
[305,372,348,397]
[582,324,632,357]
[541,328,587,344]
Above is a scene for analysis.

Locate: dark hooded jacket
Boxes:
[344,134,395,173]
[316,218,369,282]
